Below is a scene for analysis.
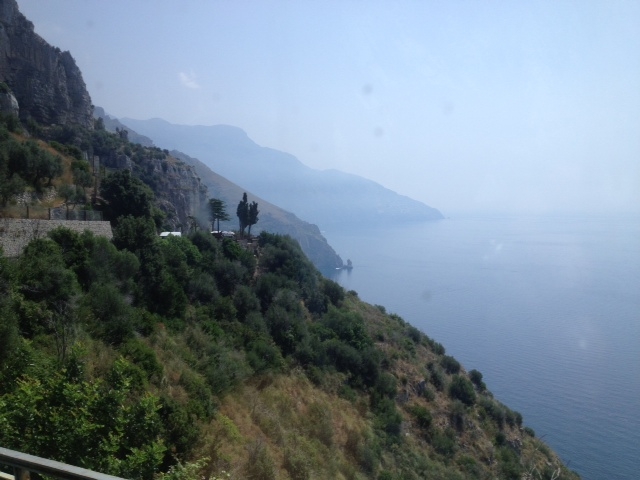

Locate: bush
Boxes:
[85,283,132,344]
[432,427,456,457]
[409,404,432,430]
[322,277,345,306]
[469,369,486,390]
[283,448,311,480]
[246,337,284,374]
[450,400,466,432]
[428,363,446,392]
[448,375,476,406]
[321,308,371,350]
[244,440,276,480]
[440,355,461,374]
[305,401,334,447]
[498,446,523,480]
[407,325,422,343]
[478,397,506,429]
[120,338,163,380]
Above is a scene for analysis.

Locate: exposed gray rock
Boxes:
[0,219,113,257]
[0,90,18,115]
[101,151,133,171]
[0,0,93,128]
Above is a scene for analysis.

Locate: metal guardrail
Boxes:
[0,447,126,480]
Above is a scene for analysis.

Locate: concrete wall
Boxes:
[0,219,113,257]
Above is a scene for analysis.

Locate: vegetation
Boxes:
[236,191,259,237]
[0,115,578,480]
[209,198,230,232]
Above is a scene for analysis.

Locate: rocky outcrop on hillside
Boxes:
[133,154,209,232]
[0,0,93,128]
[0,89,18,115]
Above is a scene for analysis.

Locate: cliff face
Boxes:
[0,0,93,128]
[141,155,209,231]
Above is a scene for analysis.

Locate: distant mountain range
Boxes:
[95,108,344,272]
[119,118,444,227]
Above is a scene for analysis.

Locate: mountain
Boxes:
[119,118,445,227]
[95,109,344,272]
[0,0,93,128]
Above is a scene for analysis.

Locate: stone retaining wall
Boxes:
[0,219,113,257]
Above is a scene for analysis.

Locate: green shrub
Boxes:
[322,277,345,306]
[407,325,422,343]
[244,440,276,480]
[450,400,466,432]
[246,337,284,373]
[432,427,456,457]
[409,404,433,430]
[85,283,132,344]
[440,355,461,374]
[305,401,334,447]
[428,363,446,391]
[468,369,486,390]
[478,397,506,429]
[421,385,436,402]
[120,338,162,380]
[284,448,311,480]
[497,446,523,480]
[448,375,476,406]
[457,455,483,479]
[321,308,372,350]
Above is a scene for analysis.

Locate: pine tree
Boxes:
[209,198,230,232]
[236,192,249,236]
[247,201,259,236]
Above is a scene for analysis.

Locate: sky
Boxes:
[17,0,640,215]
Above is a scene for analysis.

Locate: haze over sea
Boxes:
[325,214,640,480]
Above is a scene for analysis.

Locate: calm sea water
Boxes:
[324,214,640,480]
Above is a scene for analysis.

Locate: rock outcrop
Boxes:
[139,155,209,231]
[0,89,18,115]
[0,0,93,128]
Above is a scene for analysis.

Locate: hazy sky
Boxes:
[18,0,640,215]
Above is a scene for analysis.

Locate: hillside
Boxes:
[0,2,579,479]
[0,113,579,480]
[94,108,343,272]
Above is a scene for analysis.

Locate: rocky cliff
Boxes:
[0,0,93,128]
[137,153,209,232]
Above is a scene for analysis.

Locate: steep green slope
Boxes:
[0,143,579,480]
[0,227,579,480]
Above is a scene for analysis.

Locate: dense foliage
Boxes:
[0,117,578,480]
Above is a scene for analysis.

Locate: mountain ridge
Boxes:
[120,117,444,227]
[95,108,344,272]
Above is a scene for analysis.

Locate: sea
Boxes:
[323,214,640,480]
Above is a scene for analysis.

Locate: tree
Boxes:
[236,192,249,236]
[101,170,155,221]
[208,198,230,232]
[236,192,259,237]
[247,200,259,236]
